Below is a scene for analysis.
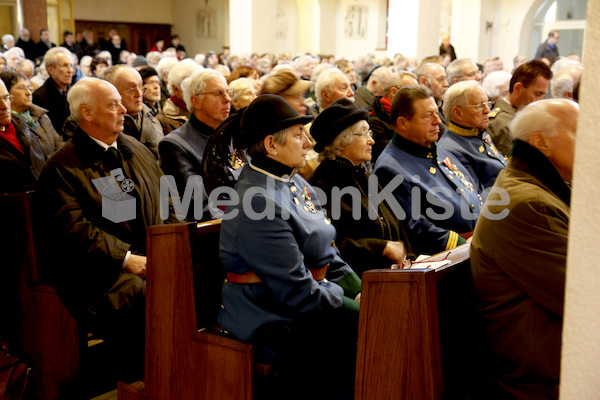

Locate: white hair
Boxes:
[550,58,580,76]
[442,80,481,122]
[181,68,224,112]
[311,63,333,82]
[156,56,178,81]
[146,51,162,68]
[315,68,345,108]
[509,100,572,142]
[2,34,14,46]
[167,59,202,96]
[482,70,512,101]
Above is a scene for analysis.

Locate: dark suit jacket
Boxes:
[36,128,171,309]
[33,77,70,137]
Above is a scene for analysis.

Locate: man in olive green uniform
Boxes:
[487,60,552,156]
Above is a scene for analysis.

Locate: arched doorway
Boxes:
[527,0,587,61]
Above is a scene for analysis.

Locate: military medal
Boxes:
[479,145,485,153]
[302,185,317,213]
[483,136,500,157]
[442,157,475,192]
[231,150,244,170]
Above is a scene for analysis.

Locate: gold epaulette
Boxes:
[488,107,501,118]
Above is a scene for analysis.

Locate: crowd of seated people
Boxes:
[0,26,583,399]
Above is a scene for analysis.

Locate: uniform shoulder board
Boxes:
[488,107,502,118]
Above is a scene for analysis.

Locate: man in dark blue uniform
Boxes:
[374,85,482,255]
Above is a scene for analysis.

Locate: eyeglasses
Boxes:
[124,85,147,95]
[0,94,14,103]
[458,101,493,111]
[353,129,373,139]
[200,90,233,99]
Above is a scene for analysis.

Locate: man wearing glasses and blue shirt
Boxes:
[104,65,164,158]
[158,69,231,222]
[438,80,507,195]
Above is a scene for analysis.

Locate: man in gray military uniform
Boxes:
[487,60,552,156]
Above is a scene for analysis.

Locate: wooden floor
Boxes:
[90,389,117,400]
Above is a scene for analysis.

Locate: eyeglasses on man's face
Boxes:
[124,84,147,96]
[353,129,373,139]
[0,94,14,103]
[458,101,493,111]
[200,90,233,99]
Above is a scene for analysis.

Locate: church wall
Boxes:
[72,0,171,24]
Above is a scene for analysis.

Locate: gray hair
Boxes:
[181,68,224,112]
[482,70,512,101]
[167,59,202,96]
[102,64,134,85]
[315,68,345,108]
[446,58,475,84]
[318,120,362,161]
[383,71,417,97]
[551,73,574,98]
[247,125,293,158]
[146,51,162,67]
[442,80,481,122]
[43,47,72,68]
[67,77,100,124]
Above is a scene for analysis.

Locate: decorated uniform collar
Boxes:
[447,121,482,137]
[392,132,436,159]
[249,153,297,182]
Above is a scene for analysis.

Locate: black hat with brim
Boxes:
[311,98,369,153]
[240,94,313,149]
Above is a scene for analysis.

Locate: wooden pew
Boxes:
[118,221,254,400]
[0,192,80,400]
[354,243,492,400]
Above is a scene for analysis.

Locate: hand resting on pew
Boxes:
[125,254,147,278]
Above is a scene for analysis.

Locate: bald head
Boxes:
[510,98,578,182]
[366,66,392,96]
[415,63,449,102]
[68,78,127,144]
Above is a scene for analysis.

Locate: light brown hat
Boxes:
[260,69,313,96]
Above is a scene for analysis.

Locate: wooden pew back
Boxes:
[354,244,490,400]
[0,192,80,400]
[118,221,254,400]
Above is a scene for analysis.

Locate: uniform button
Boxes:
[471,204,475,210]
[331,240,335,247]
[460,189,465,194]
[294,198,300,205]
[290,186,297,193]
[221,304,226,310]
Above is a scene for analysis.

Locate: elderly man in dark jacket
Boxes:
[471,98,577,400]
[36,78,175,380]
[32,47,73,137]
[104,65,164,158]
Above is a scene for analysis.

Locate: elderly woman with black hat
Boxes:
[309,98,413,275]
[219,94,361,400]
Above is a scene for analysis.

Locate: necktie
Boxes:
[106,146,124,171]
